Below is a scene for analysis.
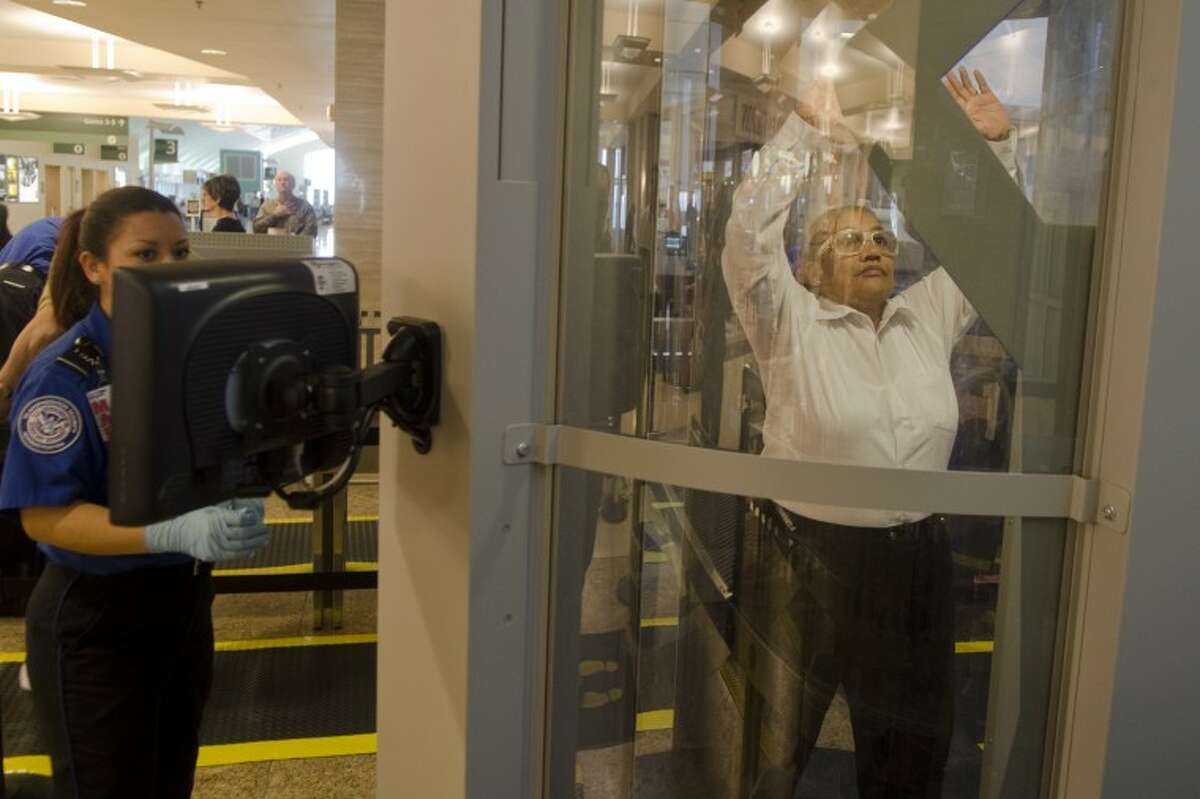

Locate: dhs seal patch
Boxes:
[18,396,83,455]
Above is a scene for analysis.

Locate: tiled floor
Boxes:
[192,756,376,799]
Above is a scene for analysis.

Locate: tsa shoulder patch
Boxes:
[17,395,84,455]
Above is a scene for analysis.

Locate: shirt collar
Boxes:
[79,302,113,358]
[813,293,914,328]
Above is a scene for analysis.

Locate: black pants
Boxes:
[24,561,215,799]
[751,509,955,799]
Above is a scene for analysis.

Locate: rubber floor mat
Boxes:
[1,640,377,757]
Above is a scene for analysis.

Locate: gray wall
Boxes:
[1102,2,1200,795]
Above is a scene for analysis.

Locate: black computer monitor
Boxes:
[109,258,359,525]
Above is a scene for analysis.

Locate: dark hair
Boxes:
[203,174,242,212]
[49,186,181,328]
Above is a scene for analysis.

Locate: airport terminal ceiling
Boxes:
[9,0,333,142]
[600,0,1055,154]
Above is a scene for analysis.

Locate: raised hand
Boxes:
[943,66,1012,142]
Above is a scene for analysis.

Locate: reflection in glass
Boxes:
[554,1,1123,797]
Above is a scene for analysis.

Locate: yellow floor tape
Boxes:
[215,633,377,653]
[640,616,680,628]
[955,641,994,655]
[213,561,377,577]
[196,734,377,767]
[265,515,380,525]
[3,755,49,776]
[3,734,379,777]
[0,633,380,664]
[636,709,675,733]
[1,635,991,662]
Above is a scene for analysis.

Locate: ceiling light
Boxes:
[201,49,227,56]
[819,61,841,78]
[840,31,855,39]
[55,65,142,82]
[612,34,650,62]
[153,102,211,114]
[753,73,779,94]
[53,0,87,6]
[761,18,777,33]
[1,78,27,116]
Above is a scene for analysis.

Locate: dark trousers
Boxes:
[751,510,955,799]
[24,561,215,799]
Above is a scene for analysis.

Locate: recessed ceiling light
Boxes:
[53,0,87,6]
[840,31,855,39]
[201,49,228,56]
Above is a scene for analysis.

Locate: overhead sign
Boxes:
[53,142,86,155]
[0,112,127,135]
[154,139,179,163]
[101,144,128,162]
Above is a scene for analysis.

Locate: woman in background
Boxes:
[201,174,246,233]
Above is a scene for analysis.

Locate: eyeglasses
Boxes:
[818,228,899,257]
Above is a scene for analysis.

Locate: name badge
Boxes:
[87,385,112,442]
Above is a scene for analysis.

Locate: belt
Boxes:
[49,559,213,582]
[769,502,945,547]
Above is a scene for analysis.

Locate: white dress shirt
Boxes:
[722,113,1008,528]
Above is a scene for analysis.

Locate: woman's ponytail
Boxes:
[48,209,93,330]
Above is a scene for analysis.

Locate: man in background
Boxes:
[253,170,318,236]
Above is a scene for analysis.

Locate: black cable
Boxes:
[270,403,378,509]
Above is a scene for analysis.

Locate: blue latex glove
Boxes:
[144,498,269,562]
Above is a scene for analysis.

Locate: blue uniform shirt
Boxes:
[0,303,190,574]
[0,217,63,274]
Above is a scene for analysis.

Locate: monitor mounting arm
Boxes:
[313,317,442,454]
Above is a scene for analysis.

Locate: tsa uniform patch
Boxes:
[86,386,112,443]
[17,396,83,455]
